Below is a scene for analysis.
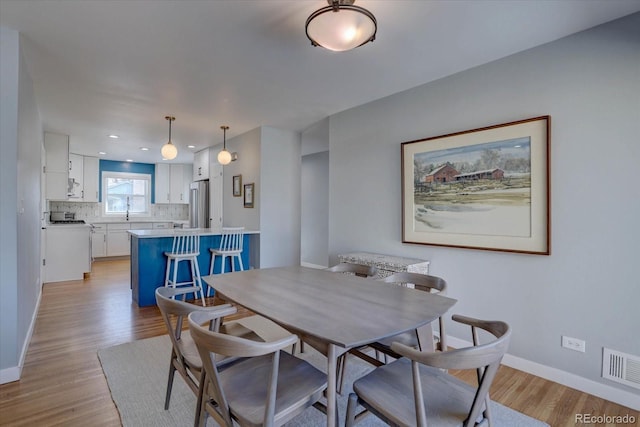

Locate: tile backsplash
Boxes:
[49,201,189,222]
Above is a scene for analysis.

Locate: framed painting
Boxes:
[244,183,254,208]
[401,116,550,255]
[233,175,242,197]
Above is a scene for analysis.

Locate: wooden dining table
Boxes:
[203,265,457,427]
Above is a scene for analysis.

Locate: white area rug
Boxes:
[98,316,549,427]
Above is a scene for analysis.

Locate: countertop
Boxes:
[128,228,260,238]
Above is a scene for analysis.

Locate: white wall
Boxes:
[301,151,329,268]
[328,14,640,405]
[0,27,43,383]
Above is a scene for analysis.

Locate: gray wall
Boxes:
[1,27,43,380]
[301,151,329,267]
[328,13,640,399]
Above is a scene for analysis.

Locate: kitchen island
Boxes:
[128,228,259,306]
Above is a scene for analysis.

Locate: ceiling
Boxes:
[2,0,639,164]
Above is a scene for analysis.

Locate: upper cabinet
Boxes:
[155,163,191,204]
[44,132,69,200]
[155,163,171,204]
[68,153,84,199]
[83,156,100,202]
[169,164,190,204]
[193,148,209,181]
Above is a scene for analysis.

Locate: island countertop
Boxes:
[128,228,260,238]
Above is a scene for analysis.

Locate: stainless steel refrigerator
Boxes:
[189,180,209,228]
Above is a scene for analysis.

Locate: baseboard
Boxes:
[0,279,43,385]
[300,262,328,269]
[446,335,640,411]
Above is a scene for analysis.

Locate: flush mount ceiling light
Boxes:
[217,125,238,165]
[305,0,377,52]
[161,116,178,160]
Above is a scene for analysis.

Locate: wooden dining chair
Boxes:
[188,310,328,427]
[370,272,448,360]
[325,262,378,393]
[155,286,262,413]
[345,314,511,427]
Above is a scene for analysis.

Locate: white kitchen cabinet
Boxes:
[45,225,91,282]
[155,163,171,204]
[209,160,223,231]
[83,156,100,202]
[68,153,84,199]
[106,223,131,256]
[170,164,190,204]
[91,223,107,258]
[193,149,209,181]
[44,132,69,200]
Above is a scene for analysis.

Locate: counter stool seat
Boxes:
[164,232,205,306]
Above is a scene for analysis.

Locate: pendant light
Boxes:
[305,0,377,52]
[217,125,232,165]
[161,116,178,160]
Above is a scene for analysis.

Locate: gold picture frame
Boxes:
[401,116,550,255]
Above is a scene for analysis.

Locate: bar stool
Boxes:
[164,231,205,306]
[208,227,245,295]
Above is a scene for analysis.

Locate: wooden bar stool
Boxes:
[164,231,205,306]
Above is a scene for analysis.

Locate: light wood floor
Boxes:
[0,259,637,426]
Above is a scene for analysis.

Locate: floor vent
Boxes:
[602,348,640,390]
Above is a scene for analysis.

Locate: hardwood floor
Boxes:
[0,259,637,426]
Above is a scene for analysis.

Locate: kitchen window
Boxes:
[102,171,151,217]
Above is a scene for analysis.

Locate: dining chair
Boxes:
[155,286,263,414]
[163,230,205,306]
[345,314,512,427]
[188,310,328,427]
[370,272,448,360]
[325,262,378,278]
[325,262,378,393]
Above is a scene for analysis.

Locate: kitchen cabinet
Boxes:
[169,164,190,204]
[154,163,171,204]
[83,156,100,202]
[45,225,91,282]
[44,132,69,200]
[106,223,131,256]
[91,223,107,258]
[68,153,84,199]
[152,222,172,229]
[193,149,209,181]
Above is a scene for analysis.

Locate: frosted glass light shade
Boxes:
[306,4,376,52]
[218,149,232,165]
[161,142,178,160]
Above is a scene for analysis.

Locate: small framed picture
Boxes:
[233,175,242,197]
[244,183,254,208]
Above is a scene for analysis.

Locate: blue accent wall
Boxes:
[98,160,156,203]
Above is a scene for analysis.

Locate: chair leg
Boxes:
[194,370,206,427]
[236,254,244,271]
[337,354,347,395]
[192,256,205,307]
[164,257,172,288]
[171,258,179,289]
[164,359,176,410]
[345,393,358,427]
[220,255,227,274]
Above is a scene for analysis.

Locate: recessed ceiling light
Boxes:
[140,147,149,151]
[187,145,195,149]
[126,159,133,162]
[108,134,119,139]
[99,151,107,155]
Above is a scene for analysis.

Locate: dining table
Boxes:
[203,265,457,427]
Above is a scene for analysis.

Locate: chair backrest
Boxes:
[390,314,511,427]
[219,227,244,252]
[156,287,236,354]
[325,262,378,278]
[170,231,200,255]
[381,271,446,293]
[188,310,299,427]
